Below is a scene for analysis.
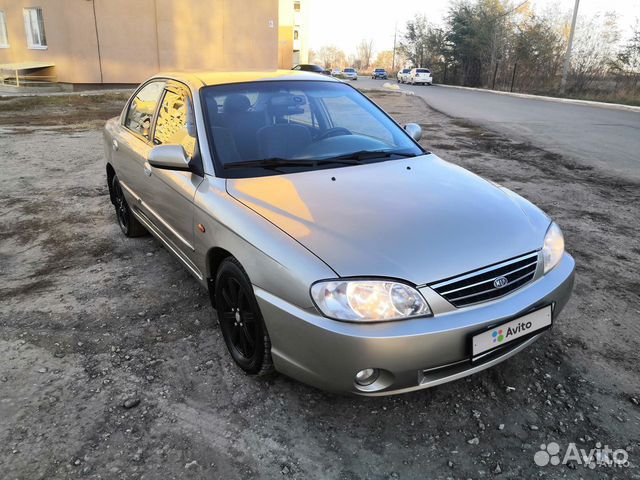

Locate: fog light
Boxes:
[355,368,379,386]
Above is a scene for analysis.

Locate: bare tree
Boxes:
[347,54,361,70]
[570,12,620,91]
[317,45,347,68]
[356,39,374,70]
[610,20,640,87]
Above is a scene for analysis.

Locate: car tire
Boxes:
[214,257,274,376]
[111,175,147,237]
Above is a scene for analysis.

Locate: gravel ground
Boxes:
[0,90,638,479]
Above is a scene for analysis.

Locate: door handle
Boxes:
[143,162,152,177]
[112,139,119,151]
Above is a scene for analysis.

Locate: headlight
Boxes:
[311,280,432,322]
[542,222,564,273]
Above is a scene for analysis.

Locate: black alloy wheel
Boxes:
[215,258,273,375]
[111,175,147,237]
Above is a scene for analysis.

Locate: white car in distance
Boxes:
[397,68,411,83]
[408,68,433,86]
[342,68,358,81]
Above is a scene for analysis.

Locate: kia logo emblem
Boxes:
[493,276,509,288]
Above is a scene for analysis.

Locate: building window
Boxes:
[294,1,300,12]
[23,8,47,49]
[0,11,9,48]
[293,30,299,40]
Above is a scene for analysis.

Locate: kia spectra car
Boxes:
[103,70,574,395]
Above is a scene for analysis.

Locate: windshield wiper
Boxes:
[330,149,418,161]
[223,157,361,170]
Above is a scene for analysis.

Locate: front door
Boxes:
[140,82,204,267]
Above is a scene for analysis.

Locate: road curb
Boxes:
[435,84,640,113]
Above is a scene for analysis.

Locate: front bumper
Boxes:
[256,253,575,395]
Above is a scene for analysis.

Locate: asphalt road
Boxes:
[358,77,640,181]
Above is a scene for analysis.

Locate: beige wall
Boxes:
[0,0,102,83]
[0,0,279,84]
[277,0,307,69]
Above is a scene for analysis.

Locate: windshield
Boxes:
[201,80,423,177]
[344,68,355,73]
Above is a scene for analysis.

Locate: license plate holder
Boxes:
[470,305,553,360]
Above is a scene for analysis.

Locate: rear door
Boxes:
[140,81,204,266]
[113,80,166,213]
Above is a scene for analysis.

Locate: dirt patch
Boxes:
[0,91,638,479]
[0,93,130,126]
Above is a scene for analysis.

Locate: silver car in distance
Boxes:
[103,71,574,395]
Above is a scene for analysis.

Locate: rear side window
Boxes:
[124,81,166,139]
[416,69,430,73]
[153,87,197,158]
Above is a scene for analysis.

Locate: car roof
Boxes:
[151,70,339,89]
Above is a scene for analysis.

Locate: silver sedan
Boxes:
[103,70,574,395]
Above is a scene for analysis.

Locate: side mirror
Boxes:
[148,145,191,171]
[403,123,422,142]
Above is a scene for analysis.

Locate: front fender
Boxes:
[192,176,337,310]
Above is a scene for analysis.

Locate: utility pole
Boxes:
[560,0,580,94]
[392,22,398,72]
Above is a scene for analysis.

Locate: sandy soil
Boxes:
[0,91,638,479]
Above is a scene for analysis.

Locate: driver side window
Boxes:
[153,87,197,158]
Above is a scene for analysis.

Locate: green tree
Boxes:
[399,16,452,81]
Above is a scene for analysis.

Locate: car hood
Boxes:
[226,155,549,284]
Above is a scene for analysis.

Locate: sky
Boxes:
[306,0,640,55]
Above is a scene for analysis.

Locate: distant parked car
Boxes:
[331,68,342,77]
[372,68,388,80]
[408,68,433,85]
[397,68,411,83]
[292,64,328,75]
[342,67,358,81]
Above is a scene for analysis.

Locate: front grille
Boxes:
[430,252,539,307]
